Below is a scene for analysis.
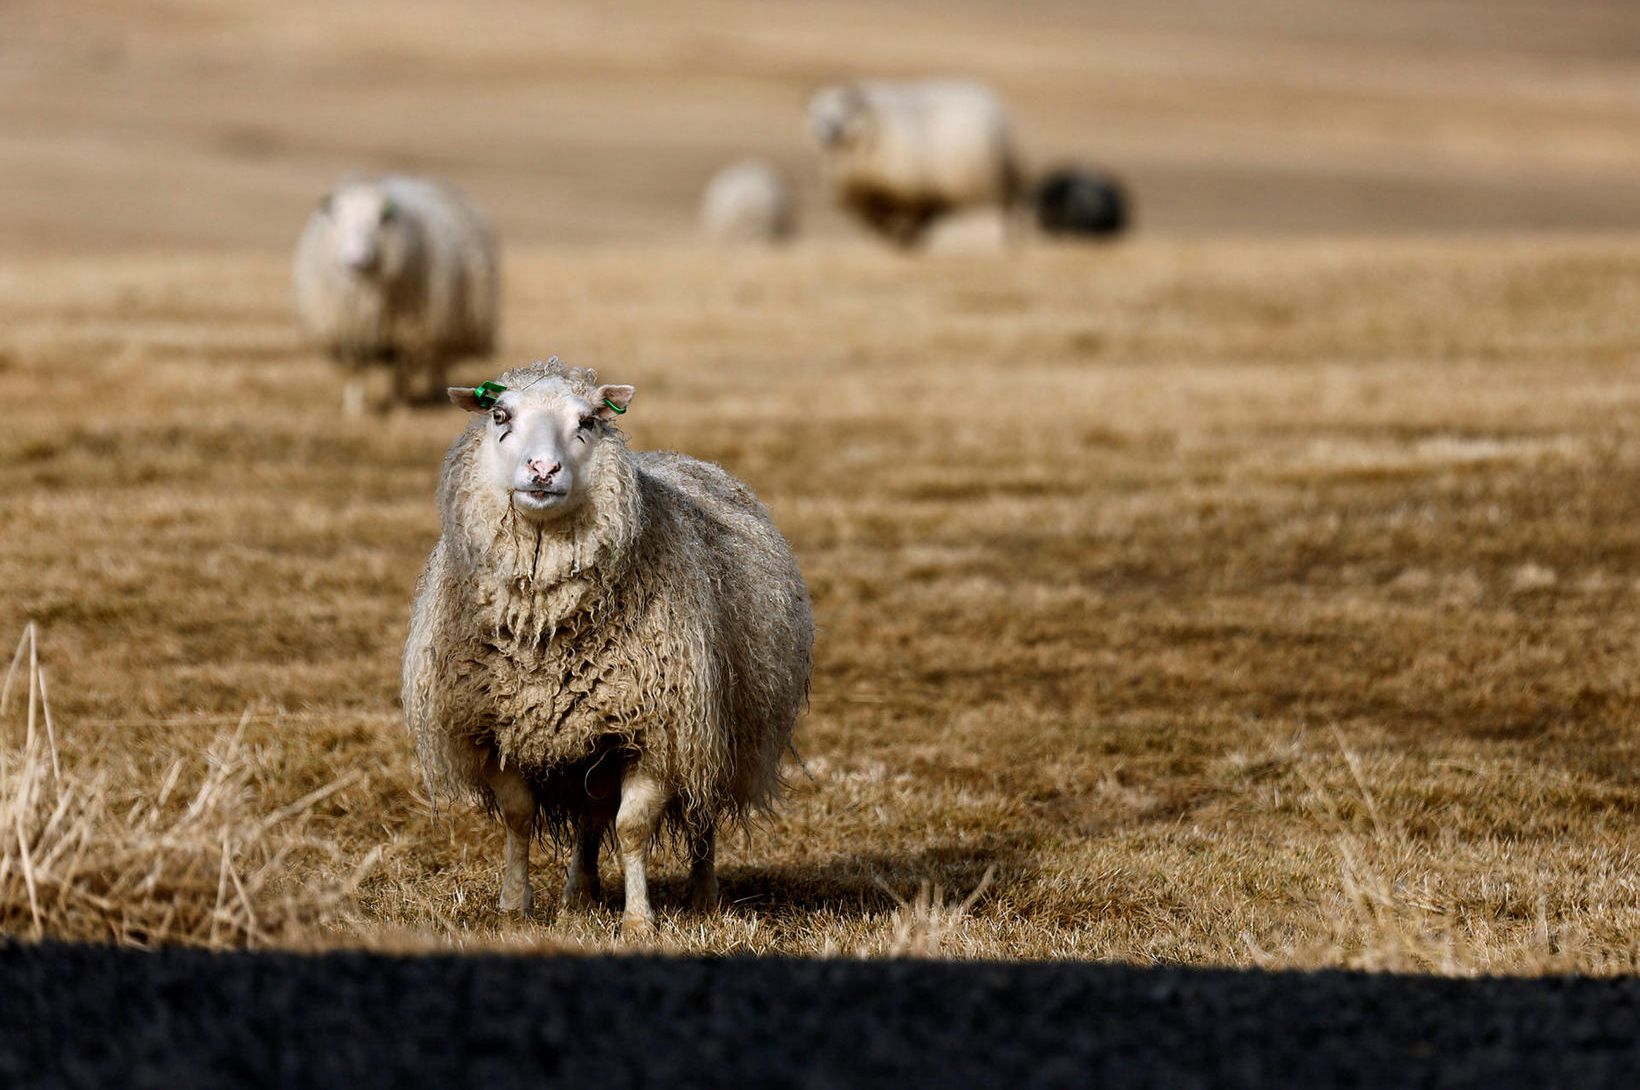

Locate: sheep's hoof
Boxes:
[619,912,657,940]
[499,886,534,917]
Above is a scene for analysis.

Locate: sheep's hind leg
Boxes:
[686,822,718,913]
[484,759,537,916]
[561,816,607,912]
[614,768,669,938]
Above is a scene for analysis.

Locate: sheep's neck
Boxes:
[478,465,639,652]
[486,515,603,646]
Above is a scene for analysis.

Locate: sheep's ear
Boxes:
[451,381,508,412]
[448,387,485,412]
[593,384,635,420]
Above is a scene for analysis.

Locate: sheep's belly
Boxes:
[487,669,635,774]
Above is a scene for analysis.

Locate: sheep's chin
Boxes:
[510,489,574,521]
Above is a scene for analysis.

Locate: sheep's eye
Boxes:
[491,409,509,427]
[380,200,398,223]
[578,416,597,431]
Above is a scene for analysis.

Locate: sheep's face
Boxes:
[319,184,411,280]
[807,86,872,149]
[450,377,636,524]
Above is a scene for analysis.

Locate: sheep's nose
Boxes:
[526,458,561,483]
[343,244,378,271]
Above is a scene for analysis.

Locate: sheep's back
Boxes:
[635,451,813,799]
[380,177,499,358]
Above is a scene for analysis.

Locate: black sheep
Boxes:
[1034,167,1129,238]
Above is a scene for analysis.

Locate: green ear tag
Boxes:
[473,381,507,409]
[603,398,627,415]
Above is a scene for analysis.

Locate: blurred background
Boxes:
[9,0,1640,253]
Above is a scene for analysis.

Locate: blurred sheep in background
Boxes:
[699,158,795,244]
[294,174,499,414]
[807,79,1021,249]
[921,206,1010,253]
[1033,166,1129,239]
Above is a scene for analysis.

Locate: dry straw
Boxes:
[1,624,374,948]
[869,865,998,957]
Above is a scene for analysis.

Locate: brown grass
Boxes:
[1,625,370,947]
[6,237,1640,969]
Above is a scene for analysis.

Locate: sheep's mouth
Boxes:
[512,488,569,510]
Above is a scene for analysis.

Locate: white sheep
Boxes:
[402,358,813,935]
[699,159,795,244]
[922,207,1009,254]
[807,78,1021,248]
[293,174,499,414]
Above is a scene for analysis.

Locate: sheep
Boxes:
[293,174,499,414]
[699,159,795,244]
[1033,167,1129,239]
[807,78,1021,248]
[402,357,813,935]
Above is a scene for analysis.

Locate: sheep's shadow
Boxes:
[650,835,1035,916]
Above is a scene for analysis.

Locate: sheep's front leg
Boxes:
[483,760,537,916]
[561,816,607,912]
[686,823,718,913]
[615,768,669,938]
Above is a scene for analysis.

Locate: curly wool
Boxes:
[293,174,498,376]
[402,360,813,835]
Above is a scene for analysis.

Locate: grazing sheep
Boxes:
[294,174,499,414]
[807,78,1021,248]
[700,159,795,244]
[402,358,813,935]
[1033,167,1129,238]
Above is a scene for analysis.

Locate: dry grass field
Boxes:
[6,0,1640,972]
[7,238,1640,970]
